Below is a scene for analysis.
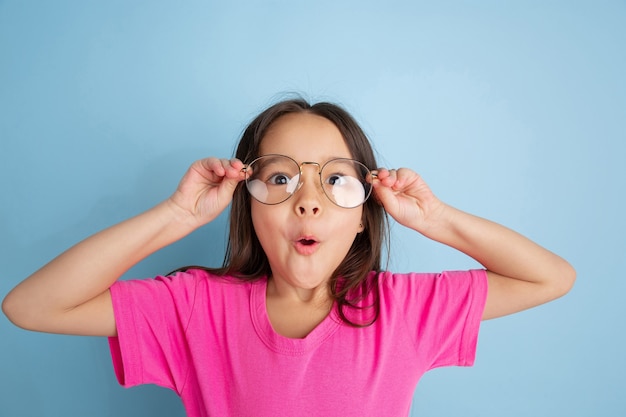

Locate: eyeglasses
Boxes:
[242,154,376,208]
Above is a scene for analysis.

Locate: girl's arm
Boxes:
[372,168,576,320]
[2,158,245,336]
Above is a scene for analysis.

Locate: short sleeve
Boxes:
[108,271,201,392]
[386,269,488,370]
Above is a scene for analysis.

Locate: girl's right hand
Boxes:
[168,157,246,228]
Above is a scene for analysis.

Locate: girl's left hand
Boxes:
[372,168,576,321]
[372,168,446,235]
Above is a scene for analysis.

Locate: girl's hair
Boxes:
[179,98,388,327]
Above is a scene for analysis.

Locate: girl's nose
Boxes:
[293,168,323,216]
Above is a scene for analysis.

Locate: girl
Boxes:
[2,98,575,416]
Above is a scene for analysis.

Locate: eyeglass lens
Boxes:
[244,155,372,208]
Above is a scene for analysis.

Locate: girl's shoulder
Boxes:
[115,268,264,303]
[377,269,488,300]
[165,267,266,292]
[379,268,487,282]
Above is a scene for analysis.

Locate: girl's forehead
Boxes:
[259,113,353,160]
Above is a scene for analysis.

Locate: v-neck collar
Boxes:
[250,278,342,356]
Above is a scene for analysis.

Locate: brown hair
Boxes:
[179,98,388,326]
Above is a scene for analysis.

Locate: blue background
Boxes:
[1,1,624,416]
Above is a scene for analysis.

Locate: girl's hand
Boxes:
[2,158,247,337]
[372,168,446,235]
[373,167,575,321]
[168,157,246,227]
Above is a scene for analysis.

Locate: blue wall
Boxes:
[1,1,624,416]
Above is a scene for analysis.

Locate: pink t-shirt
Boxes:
[109,269,487,417]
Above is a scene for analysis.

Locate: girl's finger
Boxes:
[199,157,226,177]
[223,159,246,181]
[377,168,399,187]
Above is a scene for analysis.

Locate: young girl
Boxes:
[2,98,575,416]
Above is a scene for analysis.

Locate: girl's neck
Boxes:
[265,277,333,339]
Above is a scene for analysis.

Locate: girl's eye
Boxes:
[326,174,347,186]
[268,173,292,185]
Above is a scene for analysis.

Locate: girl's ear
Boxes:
[358,221,365,233]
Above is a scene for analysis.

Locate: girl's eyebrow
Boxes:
[276,155,356,163]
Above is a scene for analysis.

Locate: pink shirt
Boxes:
[109,269,487,417]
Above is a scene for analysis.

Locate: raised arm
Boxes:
[2,158,245,336]
[372,168,576,320]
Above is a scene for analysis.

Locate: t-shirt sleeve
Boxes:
[388,269,488,370]
[107,271,200,392]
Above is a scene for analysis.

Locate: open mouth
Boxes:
[294,236,320,255]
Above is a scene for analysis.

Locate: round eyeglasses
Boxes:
[243,154,376,209]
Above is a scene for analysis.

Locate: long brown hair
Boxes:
[179,98,388,326]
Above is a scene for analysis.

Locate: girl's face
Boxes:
[251,112,365,296]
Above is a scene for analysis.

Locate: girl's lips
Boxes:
[294,236,319,255]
